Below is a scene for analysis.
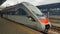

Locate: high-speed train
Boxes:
[2,2,51,33]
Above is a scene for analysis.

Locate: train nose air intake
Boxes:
[43,24,50,32]
[45,24,50,29]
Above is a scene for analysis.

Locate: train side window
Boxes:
[16,8,27,16]
[6,11,16,15]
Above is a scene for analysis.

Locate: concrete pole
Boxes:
[48,12,49,18]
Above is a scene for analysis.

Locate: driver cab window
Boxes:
[16,8,27,16]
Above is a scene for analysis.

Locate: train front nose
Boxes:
[39,17,51,32]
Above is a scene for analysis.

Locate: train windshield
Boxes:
[29,6,45,17]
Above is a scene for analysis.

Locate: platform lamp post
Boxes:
[48,11,49,18]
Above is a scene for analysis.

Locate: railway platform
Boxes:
[0,17,42,34]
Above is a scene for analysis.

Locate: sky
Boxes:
[0,0,60,8]
[41,0,60,5]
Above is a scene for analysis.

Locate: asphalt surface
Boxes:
[0,17,42,34]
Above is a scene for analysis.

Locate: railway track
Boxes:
[51,26,60,32]
[49,16,60,27]
[48,25,60,34]
[45,16,60,34]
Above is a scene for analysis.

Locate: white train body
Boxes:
[2,2,51,32]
